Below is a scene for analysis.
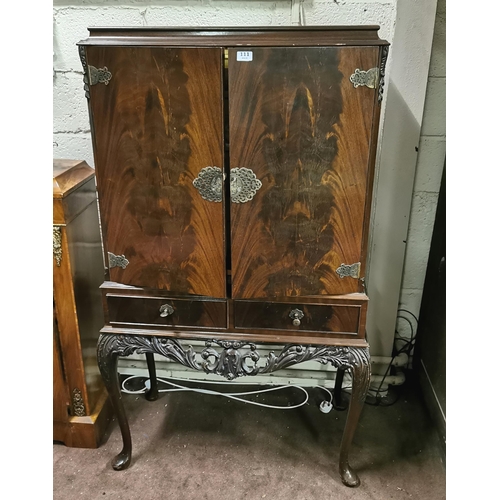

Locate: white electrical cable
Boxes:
[120,375,334,411]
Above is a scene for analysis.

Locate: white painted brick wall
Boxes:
[53,72,91,132]
[301,0,395,41]
[398,0,445,340]
[53,1,396,158]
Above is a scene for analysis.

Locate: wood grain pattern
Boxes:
[53,225,89,410]
[53,162,110,447]
[234,301,360,334]
[107,295,227,329]
[100,324,369,347]
[80,26,389,48]
[53,307,71,429]
[53,159,98,224]
[65,201,108,411]
[358,47,387,284]
[87,46,225,297]
[229,47,378,299]
[79,30,385,486]
[53,159,95,197]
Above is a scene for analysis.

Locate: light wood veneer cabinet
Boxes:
[53,159,112,448]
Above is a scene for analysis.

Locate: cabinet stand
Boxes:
[97,333,370,487]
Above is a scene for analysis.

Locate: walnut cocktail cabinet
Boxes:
[53,160,113,447]
[78,26,389,487]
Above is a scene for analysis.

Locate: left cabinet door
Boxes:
[86,47,226,298]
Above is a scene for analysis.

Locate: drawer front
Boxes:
[107,295,227,329]
[234,301,360,334]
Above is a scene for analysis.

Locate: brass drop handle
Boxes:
[159,304,174,318]
[289,309,304,327]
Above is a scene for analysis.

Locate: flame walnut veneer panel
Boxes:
[87,47,226,298]
[106,295,227,329]
[234,301,361,335]
[229,47,378,299]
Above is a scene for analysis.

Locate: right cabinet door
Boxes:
[228,47,379,299]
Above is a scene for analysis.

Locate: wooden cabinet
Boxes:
[53,160,112,448]
[78,26,389,486]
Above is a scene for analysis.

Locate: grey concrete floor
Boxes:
[53,374,445,500]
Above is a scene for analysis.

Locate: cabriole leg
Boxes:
[97,334,132,471]
[145,352,159,401]
[338,348,370,487]
[333,367,346,410]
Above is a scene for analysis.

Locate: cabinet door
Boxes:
[228,47,378,299]
[87,47,226,298]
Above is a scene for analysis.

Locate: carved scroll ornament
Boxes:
[97,335,370,401]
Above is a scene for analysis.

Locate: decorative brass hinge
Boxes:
[72,388,86,417]
[108,252,129,269]
[53,226,63,267]
[350,68,379,89]
[335,262,361,279]
[224,48,228,69]
[88,66,112,86]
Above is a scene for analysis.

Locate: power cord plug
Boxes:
[319,400,333,413]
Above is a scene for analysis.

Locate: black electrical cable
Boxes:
[341,309,419,407]
[368,337,417,407]
[397,308,419,324]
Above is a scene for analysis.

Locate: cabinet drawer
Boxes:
[106,295,227,329]
[234,301,360,335]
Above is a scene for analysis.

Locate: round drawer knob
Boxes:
[159,303,174,317]
[289,308,304,327]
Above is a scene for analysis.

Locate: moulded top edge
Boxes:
[87,25,382,33]
[77,25,389,47]
[77,30,390,47]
